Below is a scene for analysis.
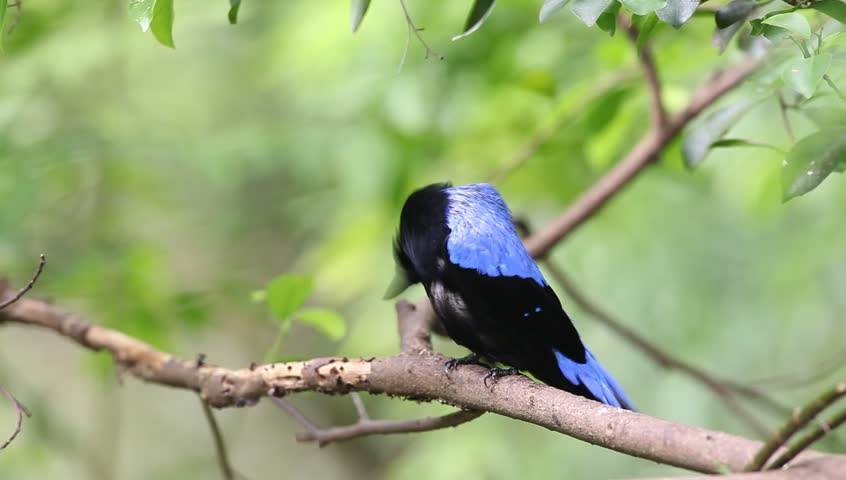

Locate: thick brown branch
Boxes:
[1,293,840,474]
[640,455,846,480]
[0,382,31,450]
[747,379,846,471]
[523,56,764,258]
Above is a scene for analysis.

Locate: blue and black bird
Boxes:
[386,182,634,410]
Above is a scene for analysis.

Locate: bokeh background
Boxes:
[1,0,845,478]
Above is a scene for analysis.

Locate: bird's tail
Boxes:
[554,347,635,410]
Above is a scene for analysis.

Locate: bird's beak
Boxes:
[383,268,412,299]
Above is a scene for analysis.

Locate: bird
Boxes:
[385,182,634,410]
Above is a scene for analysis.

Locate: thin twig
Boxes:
[0,383,31,450]
[768,407,846,470]
[397,0,443,60]
[200,400,235,480]
[620,16,668,129]
[747,379,846,471]
[749,349,846,391]
[272,395,482,447]
[823,75,846,103]
[0,254,46,311]
[350,392,369,420]
[777,94,795,143]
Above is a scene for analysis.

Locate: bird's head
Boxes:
[384,182,452,299]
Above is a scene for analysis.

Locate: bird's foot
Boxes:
[483,367,520,389]
[444,353,484,378]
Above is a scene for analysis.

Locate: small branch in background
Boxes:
[747,379,846,471]
[0,254,46,311]
[768,407,846,470]
[514,218,786,437]
[749,348,846,391]
[823,75,846,103]
[777,94,795,143]
[398,0,443,61]
[200,400,236,480]
[0,383,31,450]
[272,394,483,447]
[350,392,369,420]
[523,56,764,258]
[5,1,22,35]
[619,16,669,129]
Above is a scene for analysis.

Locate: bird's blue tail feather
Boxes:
[554,348,635,410]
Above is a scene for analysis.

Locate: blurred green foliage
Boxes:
[0,0,845,479]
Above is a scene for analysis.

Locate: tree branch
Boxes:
[523,56,765,258]
[201,399,236,480]
[620,16,668,129]
[747,379,846,471]
[273,395,483,447]
[0,382,31,450]
[640,455,846,480]
[0,254,45,311]
[768,407,846,470]
[1,292,840,475]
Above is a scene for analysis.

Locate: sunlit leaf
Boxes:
[516,69,557,97]
[812,0,846,24]
[656,0,699,28]
[228,0,241,25]
[453,0,496,40]
[715,0,756,29]
[150,0,174,47]
[620,0,665,16]
[782,128,846,200]
[822,31,846,51]
[571,0,614,26]
[782,53,832,98]
[682,100,756,168]
[0,0,7,50]
[295,307,346,341]
[596,1,621,35]
[266,273,313,322]
[762,12,810,39]
[250,289,267,303]
[539,0,571,22]
[129,0,156,32]
[350,0,370,33]
[803,105,846,127]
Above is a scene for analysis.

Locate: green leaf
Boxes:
[656,0,700,28]
[782,128,846,200]
[0,0,7,50]
[539,0,571,22]
[812,0,846,24]
[350,0,370,32]
[712,21,744,54]
[295,308,346,341]
[266,273,313,322]
[516,69,557,97]
[620,0,665,16]
[762,12,810,39]
[228,0,241,25]
[453,0,496,40]
[803,106,846,127]
[711,138,785,153]
[571,0,614,26]
[636,13,659,50]
[596,1,621,35]
[150,0,174,47]
[783,54,832,98]
[129,0,156,32]
[715,0,756,29]
[171,292,210,328]
[822,31,846,50]
[250,289,266,303]
[682,100,756,168]
[749,8,798,36]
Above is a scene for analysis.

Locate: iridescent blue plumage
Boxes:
[444,184,547,286]
[388,182,634,410]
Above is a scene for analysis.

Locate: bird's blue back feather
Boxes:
[444,183,546,286]
[554,347,635,410]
